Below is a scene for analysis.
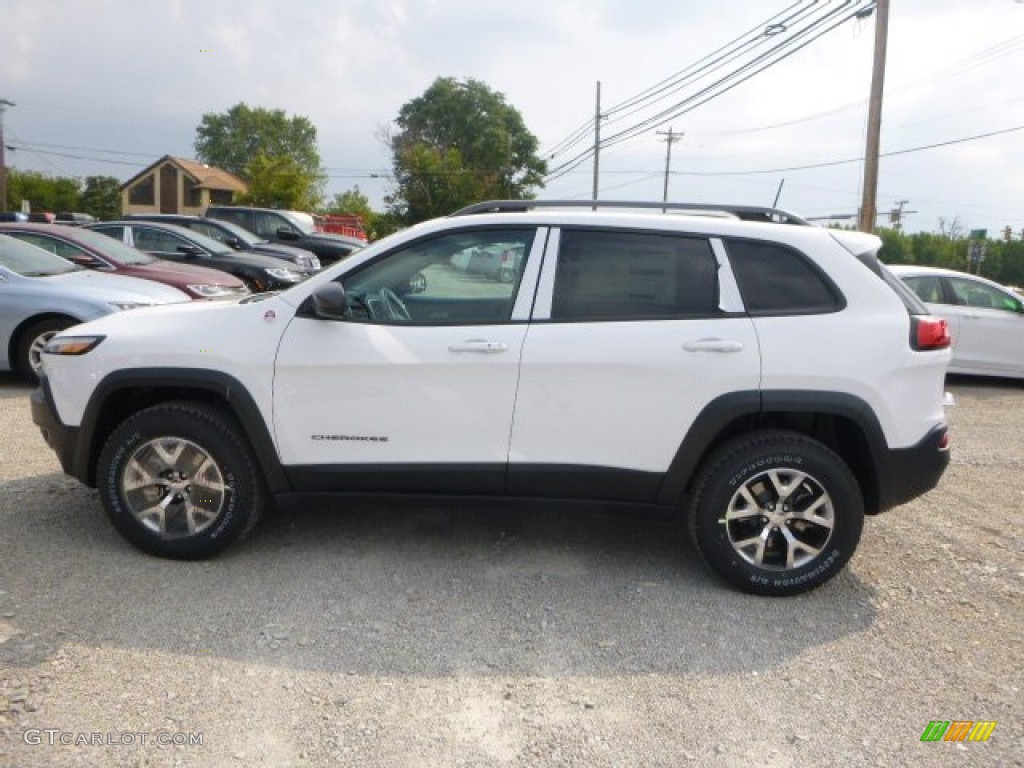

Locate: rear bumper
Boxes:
[875,424,950,513]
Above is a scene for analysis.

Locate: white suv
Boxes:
[31,201,953,595]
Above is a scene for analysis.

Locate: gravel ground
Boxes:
[0,373,1021,767]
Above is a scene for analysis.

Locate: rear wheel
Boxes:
[96,402,266,559]
[688,431,864,596]
[15,317,75,382]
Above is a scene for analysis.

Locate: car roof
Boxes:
[0,222,90,237]
[412,208,866,254]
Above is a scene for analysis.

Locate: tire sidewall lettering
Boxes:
[728,454,804,488]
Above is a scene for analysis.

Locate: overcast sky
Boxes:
[2,0,1023,236]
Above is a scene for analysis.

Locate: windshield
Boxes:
[163,225,237,256]
[280,210,316,234]
[0,234,82,276]
[202,219,260,245]
[70,227,156,265]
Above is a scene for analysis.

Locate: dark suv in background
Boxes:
[123,214,321,272]
[205,206,364,266]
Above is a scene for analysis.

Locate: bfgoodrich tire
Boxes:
[96,401,266,559]
[688,430,864,596]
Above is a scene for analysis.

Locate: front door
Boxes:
[273,227,544,494]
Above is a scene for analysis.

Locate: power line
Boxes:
[544,0,875,183]
[541,1,821,162]
[674,123,1024,176]
[543,123,1024,181]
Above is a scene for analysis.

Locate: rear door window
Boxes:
[551,230,718,321]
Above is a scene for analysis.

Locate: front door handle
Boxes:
[448,340,509,354]
[683,338,745,353]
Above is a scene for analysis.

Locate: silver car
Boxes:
[0,234,189,380]
[890,264,1024,380]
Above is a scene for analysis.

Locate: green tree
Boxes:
[194,102,325,206]
[388,77,547,224]
[78,175,121,219]
[324,185,399,242]
[237,152,323,210]
[5,169,80,213]
[327,186,374,221]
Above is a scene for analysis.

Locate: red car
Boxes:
[0,223,248,300]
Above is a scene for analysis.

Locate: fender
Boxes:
[656,390,888,506]
[75,368,290,493]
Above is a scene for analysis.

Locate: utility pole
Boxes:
[858,0,889,234]
[0,99,14,213]
[592,81,601,205]
[889,199,916,231]
[657,127,683,211]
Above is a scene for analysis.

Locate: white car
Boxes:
[0,234,190,380]
[31,201,954,596]
[890,265,1024,380]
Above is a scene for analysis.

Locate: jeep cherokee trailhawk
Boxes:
[31,201,953,595]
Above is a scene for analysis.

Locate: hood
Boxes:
[28,270,190,303]
[304,232,365,248]
[131,258,245,287]
[208,250,304,270]
[251,241,317,259]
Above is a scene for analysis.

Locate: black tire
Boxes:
[15,317,76,382]
[688,430,864,596]
[96,401,266,559]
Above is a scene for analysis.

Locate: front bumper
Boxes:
[31,377,86,484]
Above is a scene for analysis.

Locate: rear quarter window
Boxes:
[725,239,842,315]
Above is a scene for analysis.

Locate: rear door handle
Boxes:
[448,340,509,354]
[683,338,745,353]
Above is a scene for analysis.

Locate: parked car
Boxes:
[54,212,96,225]
[451,242,526,282]
[32,200,953,596]
[204,206,364,266]
[890,265,1023,380]
[83,221,309,293]
[0,223,249,301]
[0,233,188,380]
[122,214,321,272]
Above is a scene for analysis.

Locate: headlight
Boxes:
[265,267,304,282]
[188,284,248,298]
[107,301,152,311]
[43,335,105,357]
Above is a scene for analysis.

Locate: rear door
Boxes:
[945,275,1024,375]
[509,228,761,501]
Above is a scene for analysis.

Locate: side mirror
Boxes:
[311,282,350,320]
[176,245,204,258]
[225,236,243,249]
[276,227,300,242]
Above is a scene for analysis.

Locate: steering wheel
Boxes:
[379,287,411,322]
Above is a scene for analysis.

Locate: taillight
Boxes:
[911,316,951,350]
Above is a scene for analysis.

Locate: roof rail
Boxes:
[450,199,811,226]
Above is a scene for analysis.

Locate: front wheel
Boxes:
[96,402,266,559]
[688,431,864,596]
